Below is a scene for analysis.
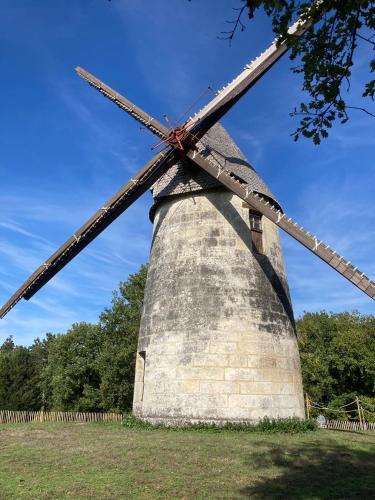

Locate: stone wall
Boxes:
[133,188,305,423]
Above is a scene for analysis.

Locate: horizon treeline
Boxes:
[0,263,374,419]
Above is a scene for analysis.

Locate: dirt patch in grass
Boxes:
[0,423,374,499]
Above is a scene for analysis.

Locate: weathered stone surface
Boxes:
[133,186,305,423]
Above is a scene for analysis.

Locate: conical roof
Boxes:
[151,122,279,209]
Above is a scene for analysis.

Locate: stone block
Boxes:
[192,353,229,367]
[179,393,228,410]
[144,367,176,382]
[209,342,238,354]
[227,354,248,367]
[170,380,200,394]
[240,341,274,355]
[257,368,295,383]
[225,368,257,381]
[272,394,301,409]
[176,341,210,354]
[176,366,225,381]
[200,380,240,394]
[239,381,275,395]
[228,394,273,409]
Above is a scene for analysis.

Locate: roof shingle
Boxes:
[151,122,279,208]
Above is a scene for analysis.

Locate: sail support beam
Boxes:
[187,150,375,301]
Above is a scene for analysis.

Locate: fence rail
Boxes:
[0,410,122,425]
[323,419,375,432]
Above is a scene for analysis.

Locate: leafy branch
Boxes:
[221,0,375,143]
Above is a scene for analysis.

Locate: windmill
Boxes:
[1,9,374,423]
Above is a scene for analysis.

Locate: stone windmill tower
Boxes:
[1,10,374,424]
[133,122,304,423]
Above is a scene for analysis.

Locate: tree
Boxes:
[29,335,54,410]
[222,0,375,143]
[97,264,148,412]
[41,265,148,413]
[296,311,375,419]
[0,336,49,410]
[41,323,103,411]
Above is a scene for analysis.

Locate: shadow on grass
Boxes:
[240,435,375,499]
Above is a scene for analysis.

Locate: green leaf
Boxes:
[313,133,321,145]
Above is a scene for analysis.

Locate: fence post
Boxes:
[356,397,363,430]
[305,393,311,419]
[361,406,366,431]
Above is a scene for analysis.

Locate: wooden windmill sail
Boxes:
[0,7,374,422]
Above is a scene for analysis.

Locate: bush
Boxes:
[121,415,318,433]
[254,416,317,433]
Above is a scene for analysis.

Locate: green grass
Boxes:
[0,422,374,499]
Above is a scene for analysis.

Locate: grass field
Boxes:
[0,423,374,499]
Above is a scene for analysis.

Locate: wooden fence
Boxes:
[0,410,122,425]
[1,412,374,431]
[323,419,375,432]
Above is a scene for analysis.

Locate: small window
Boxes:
[249,210,264,254]
[249,211,262,232]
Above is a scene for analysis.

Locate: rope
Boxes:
[310,399,358,409]
[308,396,374,422]
[338,400,358,408]
[309,402,327,409]
[310,404,357,413]
[177,86,215,125]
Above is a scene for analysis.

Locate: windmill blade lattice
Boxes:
[186,9,316,134]
[0,148,176,319]
[75,67,169,139]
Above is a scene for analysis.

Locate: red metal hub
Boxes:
[152,116,195,152]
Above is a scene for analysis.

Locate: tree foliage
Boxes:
[41,323,103,411]
[296,311,375,419]
[0,264,148,413]
[97,263,148,411]
[0,336,50,410]
[223,0,375,143]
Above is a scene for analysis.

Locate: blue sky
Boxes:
[1,0,374,346]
